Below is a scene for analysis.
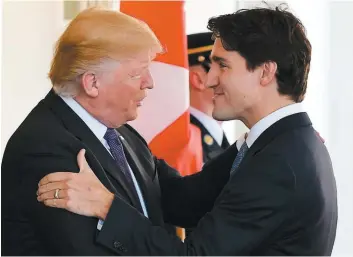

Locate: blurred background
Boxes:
[1,0,352,255]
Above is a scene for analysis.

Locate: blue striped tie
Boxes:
[104,128,142,212]
[230,142,249,174]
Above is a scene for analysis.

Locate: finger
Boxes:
[77,149,86,171]
[77,149,93,173]
[37,188,70,202]
[43,199,68,210]
[37,181,67,195]
[39,172,74,186]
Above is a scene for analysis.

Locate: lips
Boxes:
[136,97,145,106]
[213,92,224,100]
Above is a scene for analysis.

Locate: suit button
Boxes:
[113,241,122,249]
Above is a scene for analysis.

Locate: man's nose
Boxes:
[141,70,154,89]
[206,66,219,89]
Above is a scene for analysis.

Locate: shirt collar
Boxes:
[236,103,304,150]
[60,96,107,142]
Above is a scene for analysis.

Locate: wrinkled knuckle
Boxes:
[67,189,74,198]
[65,179,72,188]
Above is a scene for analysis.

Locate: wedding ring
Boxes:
[54,188,60,199]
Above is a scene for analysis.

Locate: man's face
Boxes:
[207,38,262,122]
[94,52,154,127]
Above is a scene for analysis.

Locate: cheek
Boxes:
[222,76,249,106]
[119,86,139,108]
[221,75,241,102]
[232,82,259,108]
[103,86,129,110]
[120,91,134,109]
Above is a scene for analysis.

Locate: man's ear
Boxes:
[260,61,277,87]
[81,72,99,97]
[190,70,207,91]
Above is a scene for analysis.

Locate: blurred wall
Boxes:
[1,1,63,154]
[327,2,353,255]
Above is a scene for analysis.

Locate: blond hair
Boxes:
[49,7,163,96]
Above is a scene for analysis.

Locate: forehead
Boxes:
[210,38,243,63]
[210,38,231,60]
[122,51,155,69]
[211,38,227,55]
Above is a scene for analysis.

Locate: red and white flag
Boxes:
[121,0,203,176]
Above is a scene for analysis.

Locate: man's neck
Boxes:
[242,99,296,129]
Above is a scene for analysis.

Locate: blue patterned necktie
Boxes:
[230,142,249,174]
[104,128,142,212]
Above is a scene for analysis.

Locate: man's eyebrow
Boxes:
[210,55,229,64]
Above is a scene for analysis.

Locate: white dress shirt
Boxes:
[60,96,149,230]
[189,107,224,146]
[236,103,305,150]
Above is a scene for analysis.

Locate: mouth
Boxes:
[213,92,225,101]
[136,97,145,107]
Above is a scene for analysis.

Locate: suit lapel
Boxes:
[75,132,143,210]
[118,132,163,223]
[43,90,140,208]
[206,141,238,178]
[236,112,312,173]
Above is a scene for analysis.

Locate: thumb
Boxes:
[77,149,93,173]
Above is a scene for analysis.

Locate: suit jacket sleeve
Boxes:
[17,141,116,255]
[96,154,296,255]
[155,158,230,228]
[120,123,233,228]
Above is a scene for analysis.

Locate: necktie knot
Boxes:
[104,128,119,142]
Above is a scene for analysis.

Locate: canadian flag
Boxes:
[121,1,203,176]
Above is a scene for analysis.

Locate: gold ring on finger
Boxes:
[54,188,60,199]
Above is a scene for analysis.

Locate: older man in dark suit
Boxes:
[2,8,209,255]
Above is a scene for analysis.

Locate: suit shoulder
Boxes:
[269,126,327,160]
[3,102,74,158]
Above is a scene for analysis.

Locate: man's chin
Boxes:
[126,111,138,122]
[212,110,233,122]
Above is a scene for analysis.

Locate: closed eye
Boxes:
[219,62,228,68]
[129,66,149,80]
[129,74,142,80]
